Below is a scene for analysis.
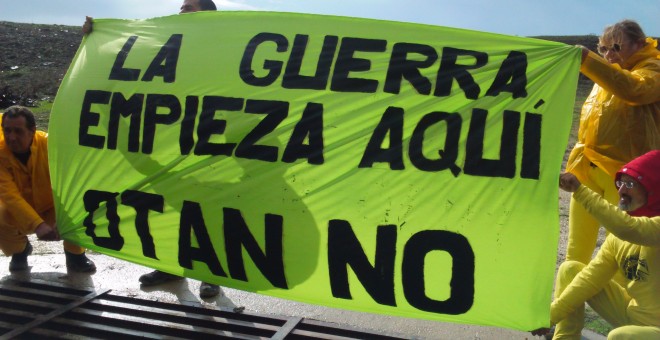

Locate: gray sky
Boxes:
[0,0,658,37]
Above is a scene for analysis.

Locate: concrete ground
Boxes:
[0,236,605,340]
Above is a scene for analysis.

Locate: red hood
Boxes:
[615,150,660,217]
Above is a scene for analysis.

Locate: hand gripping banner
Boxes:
[49,11,580,331]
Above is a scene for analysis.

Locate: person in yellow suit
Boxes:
[533,150,660,339]
[0,105,96,272]
[564,19,660,265]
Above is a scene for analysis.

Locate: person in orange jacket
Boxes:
[534,150,660,339]
[564,19,660,265]
[0,105,96,272]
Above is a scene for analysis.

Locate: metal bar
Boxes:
[297,319,407,339]
[58,309,267,339]
[285,329,358,340]
[101,294,287,326]
[89,298,282,330]
[0,287,110,340]
[270,316,303,340]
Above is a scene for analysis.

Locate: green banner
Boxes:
[49,11,580,331]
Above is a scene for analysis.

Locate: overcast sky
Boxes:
[0,0,658,37]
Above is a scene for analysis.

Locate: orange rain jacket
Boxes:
[566,38,660,181]
[0,124,53,234]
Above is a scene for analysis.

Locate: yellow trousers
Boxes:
[0,206,84,256]
[553,261,660,340]
[567,165,620,264]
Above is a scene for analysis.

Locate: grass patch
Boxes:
[585,306,613,335]
[31,100,53,131]
[32,100,53,114]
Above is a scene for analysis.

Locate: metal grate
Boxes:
[0,279,405,339]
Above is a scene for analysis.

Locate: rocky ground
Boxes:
[0,21,83,109]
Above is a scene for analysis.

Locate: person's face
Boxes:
[617,174,648,212]
[597,36,643,65]
[180,0,202,13]
[2,115,35,154]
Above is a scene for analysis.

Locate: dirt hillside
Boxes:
[0,21,82,108]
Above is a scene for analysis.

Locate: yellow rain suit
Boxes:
[0,120,83,255]
[551,186,660,339]
[565,38,660,264]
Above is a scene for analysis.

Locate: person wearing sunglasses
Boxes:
[563,19,660,267]
[533,150,660,339]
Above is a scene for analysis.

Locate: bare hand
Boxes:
[531,327,551,336]
[559,172,581,192]
[575,45,589,63]
[82,16,93,34]
[35,223,60,241]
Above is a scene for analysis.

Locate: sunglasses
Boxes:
[597,43,622,55]
[615,180,635,189]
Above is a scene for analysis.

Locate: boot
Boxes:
[65,251,97,273]
[9,242,32,272]
[199,282,220,298]
[139,270,183,286]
